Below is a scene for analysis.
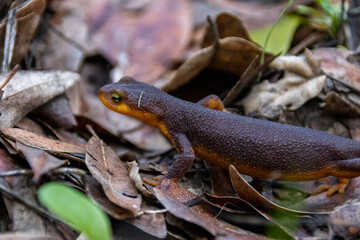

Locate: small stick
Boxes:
[0,169,32,177]
[0,64,19,90]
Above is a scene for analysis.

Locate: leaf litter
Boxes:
[0,0,359,239]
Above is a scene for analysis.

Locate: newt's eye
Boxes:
[111,92,123,103]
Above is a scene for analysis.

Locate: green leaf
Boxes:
[249,15,302,55]
[38,182,111,240]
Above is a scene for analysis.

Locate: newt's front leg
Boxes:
[143,132,195,186]
[164,132,195,180]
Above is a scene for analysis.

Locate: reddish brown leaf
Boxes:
[314,48,360,91]
[91,0,192,85]
[0,148,18,186]
[154,179,268,239]
[85,135,141,217]
[1,128,85,155]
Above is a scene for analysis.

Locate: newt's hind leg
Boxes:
[314,158,360,196]
[197,95,227,112]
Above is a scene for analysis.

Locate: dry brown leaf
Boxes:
[314,48,360,91]
[85,135,141,217]
[154,179,267,239]
[0,70,79,128]
[39,0,90,71]
[16,142,67,182]
[163,37,272,92]
[202,11,251,48]
[91,0,192,85]
[1,128,85,155]
[0,147,18,186]
[0,0,46,68]
[125,202,167,239]
[34,94,77,129]
[323,91,360,116]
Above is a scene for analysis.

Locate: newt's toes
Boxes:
[142,175,164,186]
[312,178,350,197]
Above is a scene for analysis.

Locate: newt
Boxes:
[99,76,360,196]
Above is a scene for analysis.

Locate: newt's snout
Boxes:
[98,85,115,110]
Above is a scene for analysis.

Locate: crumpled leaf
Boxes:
[271,49,322,77]
[85,135,141,217]
[240,74,326,119]
[0,70,79,128]
[240,50,325,119]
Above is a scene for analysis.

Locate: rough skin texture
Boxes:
[98,76,360,185]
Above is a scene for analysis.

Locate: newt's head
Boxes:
[98,76,166,127]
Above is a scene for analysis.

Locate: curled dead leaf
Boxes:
[164,37,273,92]
[0,0,46,68]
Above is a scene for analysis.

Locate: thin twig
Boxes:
[53,167,87,176]
[49,24,87,52]
[0,169,33,177]
[0,64,19,90]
